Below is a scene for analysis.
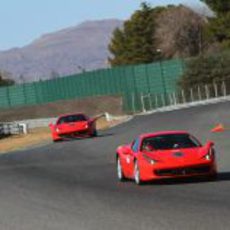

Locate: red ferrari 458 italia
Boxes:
[49,113,98,142]
[116,131,217,185]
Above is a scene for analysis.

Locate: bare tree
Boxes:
[155,5,208,58]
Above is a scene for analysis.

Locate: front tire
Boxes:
[91,129,98,137]
[134,160,142,185]
[116,156,125,182]
[53,138,62,143]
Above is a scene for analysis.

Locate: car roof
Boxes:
[140,130,190,139]
[58,113,87,119]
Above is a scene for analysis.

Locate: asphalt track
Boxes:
[0,101,230,230]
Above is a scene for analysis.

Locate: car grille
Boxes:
[59,130,88,137]
[155,165,211,177]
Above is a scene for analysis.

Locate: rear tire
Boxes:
[116,156,125,182]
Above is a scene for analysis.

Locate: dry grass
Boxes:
[0,117,121,154]
[0,127,51,153]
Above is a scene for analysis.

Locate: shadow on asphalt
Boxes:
[140,172,230,186]
[96,133,114,138]
[217,172,230,181]
[55,133,114,143]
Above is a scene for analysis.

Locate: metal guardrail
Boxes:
[0,123,24,138]
[136,81,230,113]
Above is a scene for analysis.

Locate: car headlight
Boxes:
[204,148,215,161]
[143,154,157,165]
[205,154,211,161]
[85,124,88,129]
[56,127,60,133]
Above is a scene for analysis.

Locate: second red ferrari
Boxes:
[116,131,217,185]
[49,113,98,142]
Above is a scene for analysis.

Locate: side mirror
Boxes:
[90,118,96,124]
[49,123,55,128]
[123,146,132,155]
[206,141,214,147]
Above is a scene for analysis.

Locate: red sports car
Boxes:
[116,131,217,185]
[49,113,98,142]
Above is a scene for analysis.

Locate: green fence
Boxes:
[0,59,185,112]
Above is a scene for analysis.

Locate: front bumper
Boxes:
[53,128,91,140]
[140,161,217,181]
[59,129,90,137]
[154,165,212,177]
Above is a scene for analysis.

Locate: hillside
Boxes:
[0,19,123,82]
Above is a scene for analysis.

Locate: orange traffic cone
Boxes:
[211,123,225,133]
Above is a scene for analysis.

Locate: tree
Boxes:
[108,3,165,66]
[179,51,230,90]
[155,6,208,58]
[0,76,14,87]
[201,0,230,14]
[201,0,230,47]
[207,13,230,45]
[0,71,14,87]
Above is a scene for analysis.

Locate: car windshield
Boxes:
[141,134,201,150]
[58,114,87,124]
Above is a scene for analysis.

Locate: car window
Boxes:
[58,114,87,124]
[131,138,140,153]
[141,134,201,150]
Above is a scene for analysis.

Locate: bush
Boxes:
[179,50,230,90]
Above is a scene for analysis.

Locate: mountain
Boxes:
[0,19,123,82]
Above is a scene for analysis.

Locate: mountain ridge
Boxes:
[0,19,123,82]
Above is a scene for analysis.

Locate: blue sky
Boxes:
[0,0,207,51]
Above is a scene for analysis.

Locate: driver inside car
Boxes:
[142,142,155,151]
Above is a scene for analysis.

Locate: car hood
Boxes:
[144,147,208,163]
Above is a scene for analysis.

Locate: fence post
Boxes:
[161,93,166,107]
[173,92,177,105]
[197,86,202,101]
[131,93,136,114]
[155,94,158,109]
[140,93,146,113]
[181,89,186,104]
[190,88,194,102]
[205,85,209,100]
[213,83,218,98]
[168,93,173,106]
[148,94,152,111]
[222,81,227,97]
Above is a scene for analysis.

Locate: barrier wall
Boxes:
[0,59,184,112]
